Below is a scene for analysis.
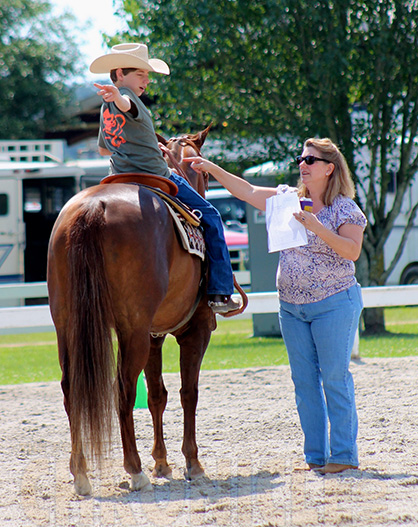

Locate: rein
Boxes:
[159,138,210,191]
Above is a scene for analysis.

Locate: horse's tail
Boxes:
[67,199,116,464]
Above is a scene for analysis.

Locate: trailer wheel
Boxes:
[400,264,418,285]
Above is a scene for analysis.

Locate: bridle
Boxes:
[159,137,210,191]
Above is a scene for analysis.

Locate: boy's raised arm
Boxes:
[94,83,131,113]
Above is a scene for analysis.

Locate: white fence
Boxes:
[0,283,417,356]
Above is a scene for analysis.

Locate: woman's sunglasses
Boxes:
[296,155,330,166]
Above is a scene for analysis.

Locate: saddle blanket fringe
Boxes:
[166,205,205,260]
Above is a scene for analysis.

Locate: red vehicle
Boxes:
[222,224,249,271]
[206,188,249,273]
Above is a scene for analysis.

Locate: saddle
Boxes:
[101,173,204,258]
[101,173,178,195]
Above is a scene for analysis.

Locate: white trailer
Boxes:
[0,160,93,304]
[383,179,418,284]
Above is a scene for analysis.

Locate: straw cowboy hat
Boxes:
[89,43,170,75]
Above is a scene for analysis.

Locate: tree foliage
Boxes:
[110,0,418,332]
[0,0,82,138]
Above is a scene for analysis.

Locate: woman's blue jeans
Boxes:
[278,284,363,467]
[169,171,234,296]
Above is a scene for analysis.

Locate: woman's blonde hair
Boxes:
[298,138,355,205]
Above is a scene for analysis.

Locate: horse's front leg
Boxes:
[144,335,172,478]
[177,318,212,480]
[117,329,152,491]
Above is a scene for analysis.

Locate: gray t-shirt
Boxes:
[98,86,171,177]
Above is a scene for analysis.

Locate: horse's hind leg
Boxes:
[117,329,152,491]
[68,427,91,495]
[144,336,172,478]
[58,333,92,495]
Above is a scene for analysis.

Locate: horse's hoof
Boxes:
[131,471,152,491]
[184,461,205,481]
[152,461,173,479]
[74,474,92,496]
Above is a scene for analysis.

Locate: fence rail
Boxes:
[0,281,48,301]
[1,283,417,356]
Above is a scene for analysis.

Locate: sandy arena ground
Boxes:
[1,356,418,526]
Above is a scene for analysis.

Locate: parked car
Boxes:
[206,188,247,228]
[206,188,249,272]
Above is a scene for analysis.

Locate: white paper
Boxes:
[265,192,308,252]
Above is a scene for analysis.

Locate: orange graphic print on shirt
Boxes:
[102,108,126,148]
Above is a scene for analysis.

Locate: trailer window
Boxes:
[0,194,8,215]
[24,188,42,212]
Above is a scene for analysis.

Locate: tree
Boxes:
[348,1,418,330]
[111,0,418,332]
[264,0,418,332]
[0,0,83,139]
[107,1,290,154]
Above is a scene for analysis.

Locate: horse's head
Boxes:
[157,125,211,197]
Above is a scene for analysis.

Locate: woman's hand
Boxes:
[293,210,321,232]
[183,156,214,173]
[294,210,364,261]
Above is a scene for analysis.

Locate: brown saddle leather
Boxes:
[101,172,179,196]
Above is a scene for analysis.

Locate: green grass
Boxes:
[165,318,289,371]
[0,306,417,385]
[0,334,60,385]
[359,305,418,358]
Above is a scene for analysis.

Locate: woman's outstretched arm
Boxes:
[184,156,277,211]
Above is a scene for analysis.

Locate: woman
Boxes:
[185,138,367,474]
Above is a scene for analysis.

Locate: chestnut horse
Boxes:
[47,127,225,495]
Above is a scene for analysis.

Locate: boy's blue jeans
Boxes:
[278,284,363,467]
[169,171,234,296]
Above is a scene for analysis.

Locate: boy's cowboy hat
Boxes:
[89,43,170,75]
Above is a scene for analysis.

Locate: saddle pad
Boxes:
[101,173,179,196]
[166,205,205,260]
[149,187,202,226]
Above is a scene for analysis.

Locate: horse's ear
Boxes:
[156,133,168,146]
[194,124,212,149]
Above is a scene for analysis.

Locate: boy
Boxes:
[90,43,240,314]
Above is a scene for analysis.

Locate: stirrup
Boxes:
[208,295,242,315]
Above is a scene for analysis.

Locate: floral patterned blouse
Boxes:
[276,193,367,304]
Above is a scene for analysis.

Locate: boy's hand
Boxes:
[94,83,131,112]
[94,83,120,102]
